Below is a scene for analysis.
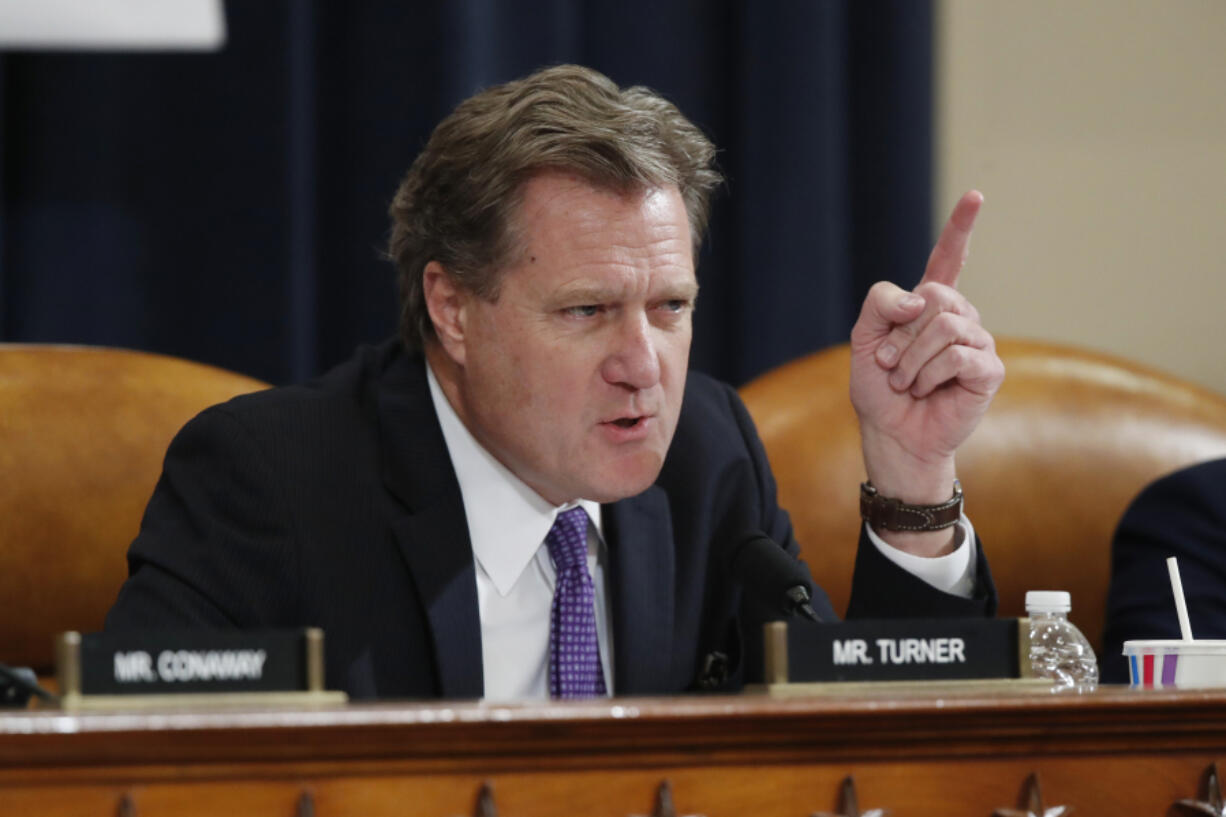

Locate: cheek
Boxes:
[488,339,591,428]
[659,330,692,383]
[466,336,532,421]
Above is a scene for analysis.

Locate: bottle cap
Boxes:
[1026,590,1071,613]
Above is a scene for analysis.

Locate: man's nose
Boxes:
[601,312,661,390]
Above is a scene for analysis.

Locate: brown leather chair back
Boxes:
[739,338,1226,652]
[0,345,268,674]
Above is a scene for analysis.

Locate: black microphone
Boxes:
[0,661,58,708]
[729,531,822,623]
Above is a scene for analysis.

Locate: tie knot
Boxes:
[546,507,589,571]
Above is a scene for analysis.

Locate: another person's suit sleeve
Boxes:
[1102,458,1226,683]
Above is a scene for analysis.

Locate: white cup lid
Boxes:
[1026,590,1071,612]
[1123,639,1226,654]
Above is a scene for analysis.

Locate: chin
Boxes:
[584,454,665,503]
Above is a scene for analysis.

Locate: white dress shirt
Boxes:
[868,514,977,598]
[425,362,974,700]
[427,365,613,700]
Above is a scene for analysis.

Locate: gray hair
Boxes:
[388,64,722,350]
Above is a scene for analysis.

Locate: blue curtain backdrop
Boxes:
[0,0,932,387]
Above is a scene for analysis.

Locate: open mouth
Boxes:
[611,417,643,429]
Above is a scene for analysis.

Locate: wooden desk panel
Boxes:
[2,687,1223,815]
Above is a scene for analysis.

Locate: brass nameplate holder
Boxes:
[56,627,347,710]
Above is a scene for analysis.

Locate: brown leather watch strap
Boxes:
[859,480,963,532]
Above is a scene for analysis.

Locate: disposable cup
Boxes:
[1123,640,1226,688]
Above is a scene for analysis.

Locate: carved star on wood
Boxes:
[474,782,498,817]
[993,773,1071,817]
[811,775,889,817]
[450,781,499,817]
[628,780,706,817]
[1172,763,1226,817]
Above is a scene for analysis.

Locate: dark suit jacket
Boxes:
[1102,458,1226,683]
[106,339,995,699]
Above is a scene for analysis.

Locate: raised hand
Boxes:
[848,191,1004,554]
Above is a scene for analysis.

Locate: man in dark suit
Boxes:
[1102,458,1226,683]
[107,65,1004,700]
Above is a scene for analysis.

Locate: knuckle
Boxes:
[888,326,911,343]
[917,281,970,313]
[913,281,949,300]
[948,344,973,368]
[992,356,1007,383]
[932,311,963,335]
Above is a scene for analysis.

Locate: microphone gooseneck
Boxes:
[730,531,823,623]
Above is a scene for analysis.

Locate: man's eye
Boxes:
[564,305,601,318]
[660,299,689,313]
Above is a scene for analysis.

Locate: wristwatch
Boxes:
[859,479,962,532]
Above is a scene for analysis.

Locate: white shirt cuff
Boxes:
[864,514,977,598]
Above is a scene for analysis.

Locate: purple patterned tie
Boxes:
[546,507,607,698]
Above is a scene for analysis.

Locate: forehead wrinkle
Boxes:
[515,175,636,235]
[507,174,694,303]
[549,262,647,303]
[520,178,680,245]
[555,242,694,304]
[547,211,692,273]
[513,171,687,241]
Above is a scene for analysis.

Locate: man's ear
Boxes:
[422,261,469,366]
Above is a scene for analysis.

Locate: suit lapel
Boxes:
[377,352,484,699]
[605,486,675,694]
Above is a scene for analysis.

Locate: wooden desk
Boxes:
[2,686,1223,815]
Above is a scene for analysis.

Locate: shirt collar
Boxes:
[425,360,602,596]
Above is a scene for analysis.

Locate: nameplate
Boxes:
[71,630,314,695]
[765,618,1023,683]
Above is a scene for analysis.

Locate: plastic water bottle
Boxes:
[1025,591,1099,692]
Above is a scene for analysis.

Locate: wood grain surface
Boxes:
[2,686,1223,815]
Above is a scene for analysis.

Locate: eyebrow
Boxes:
[551,279,700,305]
[550,283,618,305]
[668,280,701,301]
[655,280,701,305]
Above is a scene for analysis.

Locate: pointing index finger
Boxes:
[921,189,983,289]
